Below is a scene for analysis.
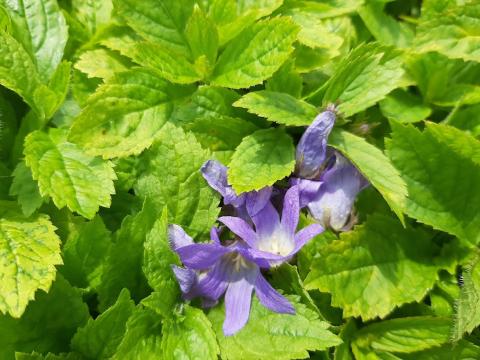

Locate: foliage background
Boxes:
[1,0,480,359]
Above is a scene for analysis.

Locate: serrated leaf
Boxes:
[111,307,163,360]
[4,0,68,81]
[70,0,112,36]
[0,213,62,318]
[0,275,89,358]
[234,91,317,126]
[211,17,299,89]
[113,0,194,56]
[452,255,480,341]
[24,129,116,219]
[209,296,341,360]
[9,161,44,217]
[379,89,432,123]
[74,48,130,80]
[69,68,195,158]
[162,305,219,359]
[265,61,303,97]
[142,208,180,318]
[308,43,405,116]
[98,199,157,310]
[305,214,445,320]
[415,4,480,63]
[328,129,407,224]
[71,289,135,359]
[61,216,112,290]
[402,340,480,360]
[228,128,295,193]
[352,317,450,354]
[386,121,480,244]
[447,104,480,137]
[279,0,365,20]
[134,124,220,239]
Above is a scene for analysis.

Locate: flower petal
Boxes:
[293,223,324,254]
[250,202,280,240]
[238,247,285,269]
[295,110,336,179]
[176,243,230,269]
[194,259,229,301]
[281,185,300,238]
[201,159,229,197]
[223,268,257,336]
[168,224,194,251]
[210,227,221,245]
[171,265,197,295]
[218,216,257,248]
[255,273,295,314]
[290,177,322,208]
[245,187,273,218]
[308,157,367,231]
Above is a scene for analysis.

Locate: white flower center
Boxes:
[257,229,294,257]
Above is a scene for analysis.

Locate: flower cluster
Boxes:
[169,108,368,335]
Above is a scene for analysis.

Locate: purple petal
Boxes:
[210,227,221,245]
[193,259,229,301]
[218,216,257,248]
[295,110,336,179]
[238,246,285,269]
[281,185,300,238]
[290,177,322,208]
[250,202,280,240]
[176,243,230,269]
[308,158,366,231]
[223,267,258,336]
[168,224,194,251]
[245,187,273,218]
[255,273,295,314]
[293,223,324,254]
[171,265,197,295]
[201,160,229,197]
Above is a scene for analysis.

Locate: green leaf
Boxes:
[415,4,480,63]
[379,89,432,123]
[185,5,219,77]
[0,275,89,358]
[0,213,62,318]
[447,104,480,137]
[4,0,68,81]
[211,17,299,89]
[209,296,341,360]
[69,0,112,36]
[386,121,480,244]
[352,317,450,354]
[61,216,112,290]
[358,2,414,48]
[142,208,180,318]
[134,124,220,239]
[24,129,116,219]
[233,91,318,126]
[402,340,480,360]
[308,43,406,116]
[74,48,130,81]
[0,32,43,114]
[113,0,194,56]
[69,68,195,158]
[228,128,295,193]
[71,289,135,359]
[111,307,163,360]
[265,61,303,98]
[161,305,219,359]
[279,0,365,20]
[98,199,157,310]
[328,129,407,224]
[304,214,445,320]
[9,161,44,217]
[452,255,480,341]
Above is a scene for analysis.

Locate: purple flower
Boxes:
[201,160,272,220]
[297,153,369,231]
[218,185,324,268]
[169,224,294,336]
[295,108,336,179]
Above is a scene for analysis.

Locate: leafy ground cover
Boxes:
[1,0,480,359]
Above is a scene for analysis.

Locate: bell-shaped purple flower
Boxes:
[169,224,294,336]
[295,108,336,179]
[303,153,369,231]
[218,185,324,268]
